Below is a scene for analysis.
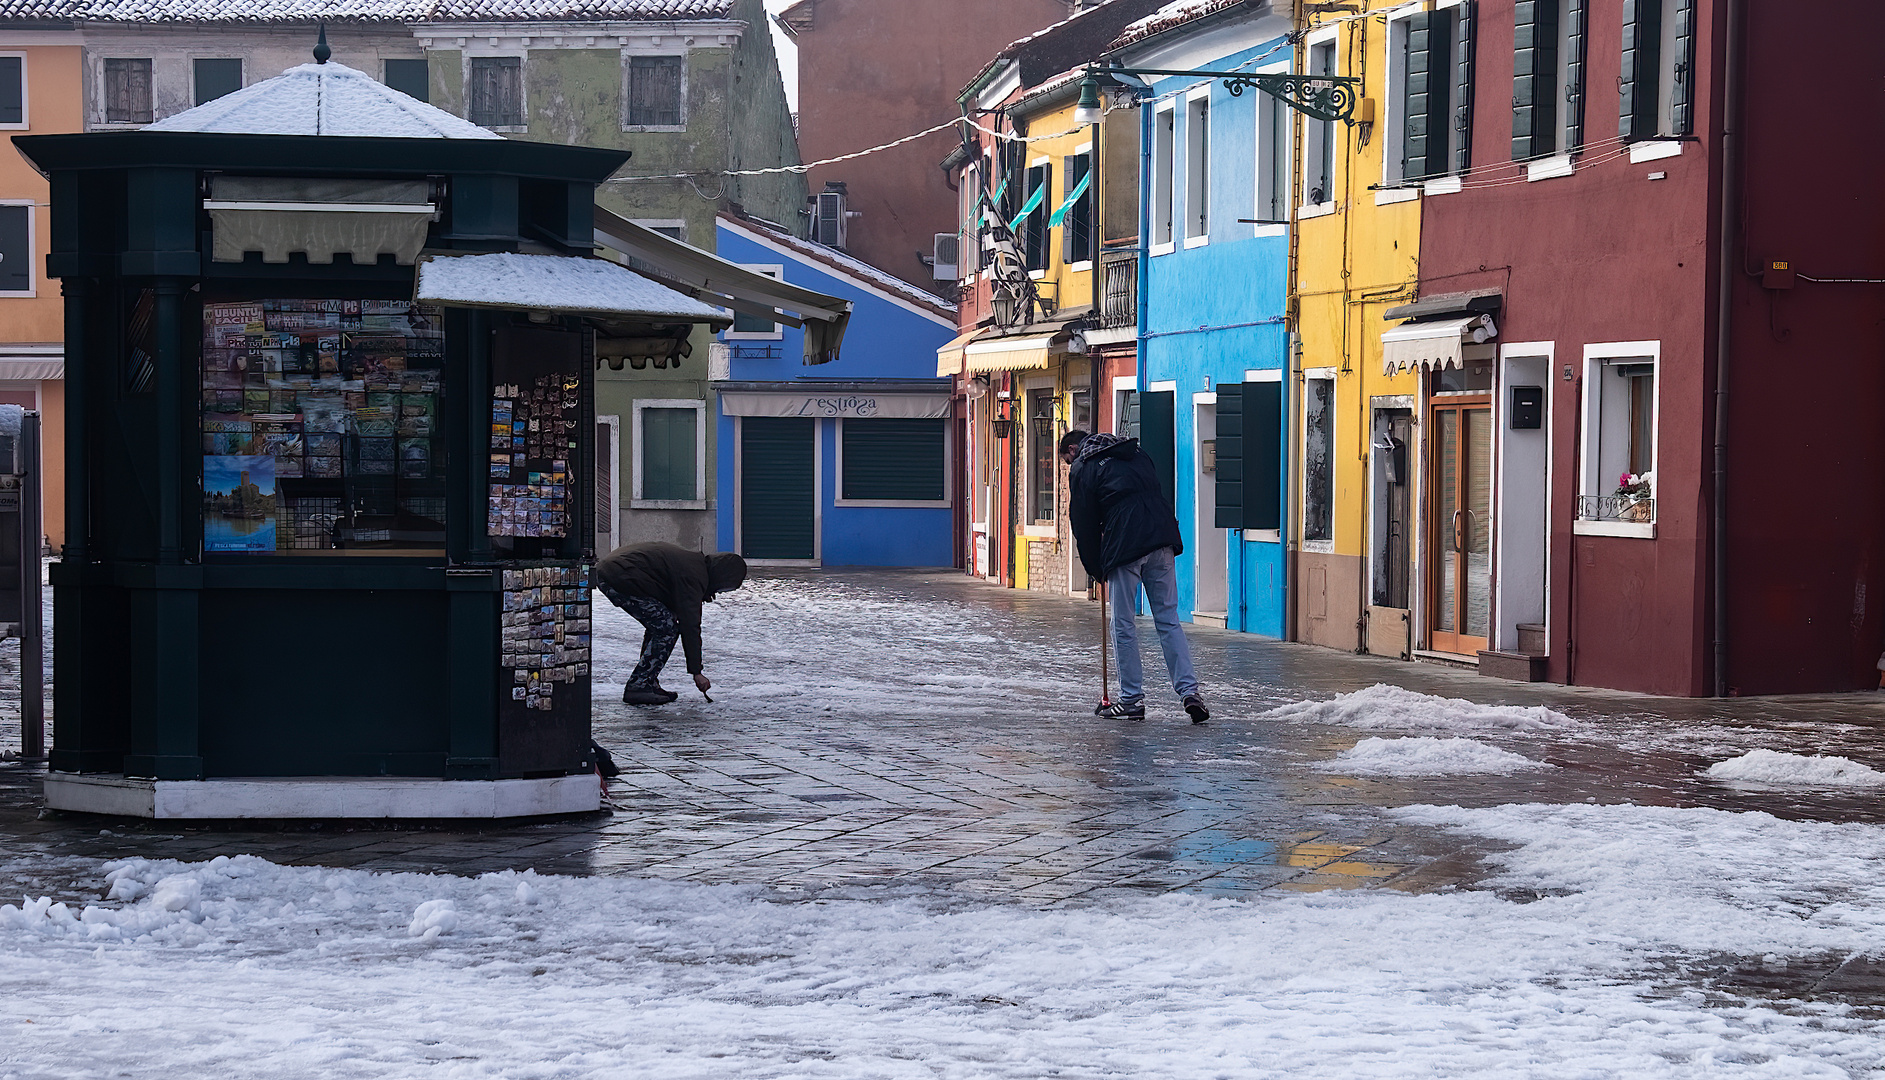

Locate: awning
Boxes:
[935,328,982,377]
[1381,314,1497,375]
[593,207,852,364]
[963,329,1073,374]
[719,391,951,419]
[206,177,436,266]
[0,346,62,381]
[414,252,731,326]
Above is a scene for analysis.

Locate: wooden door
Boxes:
[1429,397,1492,655]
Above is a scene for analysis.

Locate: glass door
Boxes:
[1429,397,1492,655]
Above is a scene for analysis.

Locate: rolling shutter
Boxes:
[1564,0,1588,149]
[1511,0,1558,161]
[1670,0,1695,135]
[1402,12,1434,181]
[841,418,945,502]
[740,417,815,560]
[1142,390,1176,511]
[1454,1,1476,174]
[1619,0,1660,143]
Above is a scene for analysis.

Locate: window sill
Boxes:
[724,332,783,341]
[1183,234,1209,249]
[1373,185,1420,205]
[1028,268,1047,280]
[1526,155,1575,182]
[1252,223,1286,238]
[1423,175,1463,196]
[1149,241,1177,257]
[631,499,708,511]
[835,498,950,509]
[1297,202,1337,220]
[481,124,529,133]
[1629,139,1684,163]
[1020,525,1056,538]
[0,123,28,132]
[1242,528,1281,544]
[622,125,687,133]
[1301,538,1334,554]
[1068,260,1093,274]
[1572,518,1656,539]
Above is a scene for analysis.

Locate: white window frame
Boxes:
[1111,374,1138,436]
[1382,8,1417,189]
[464,54,527,133]
[833,417,952,508]
[0,52,27,131]
[1151,101,1177,254]
[0,200,36,297]
[1182,86,1210,247]
[1252,63,1291,237]
[631,397,708,510]
[1300,31,1339,218]
[621,50,687,133]
[1301,367,1337,553]
[723,264,784,340]
[1021,374,1057,536]
[1574,340,1660,539]
[596,413,621,554]
[1655,0,1684,138]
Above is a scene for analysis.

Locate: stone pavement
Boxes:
[5,567,1885,916]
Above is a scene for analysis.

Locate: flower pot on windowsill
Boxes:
[990,419,1015,439]
[1619,497,1654,523]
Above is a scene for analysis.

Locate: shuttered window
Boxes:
[1023,163,1051,271]
[0,56,19,126]
[1401,12,1452,182]
[1511,0,1559,160]
[841,418,946,503]
[1621,0,1694,140]
[1142,390,1176,511]
[0,205,30,293]
[1213,381,1282,532]
[105,58,153,123]
[1060,152,1093,266]
[383,58,429,103]
[194,58,242,106]
[626,55,684,128]
[469,57,523,128]
[635,403,701,504]
[1453,2,1476,174]
[1562,0,1588,150]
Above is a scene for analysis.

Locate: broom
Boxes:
[1098,581,1112,710]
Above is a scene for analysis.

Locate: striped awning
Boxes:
[1381,315,1497,375]
[963,330,1072,374]
[935,329,983,377]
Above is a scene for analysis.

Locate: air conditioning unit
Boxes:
[932,232,960,282]
[814,188,848,248]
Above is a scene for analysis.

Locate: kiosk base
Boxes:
[43,772,601,820]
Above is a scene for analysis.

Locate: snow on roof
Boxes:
[0,0,728,21]
[1112,0,1251,48]
[146,61,502,138]
[719,212,956,323]
[416,252,727,321]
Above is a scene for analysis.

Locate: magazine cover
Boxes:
[203,455,277,552]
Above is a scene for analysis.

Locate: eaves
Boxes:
[411,17,745,44]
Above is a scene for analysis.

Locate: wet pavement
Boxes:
[4,566,1885,917]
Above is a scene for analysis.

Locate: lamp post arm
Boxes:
[1087,66,1362,125]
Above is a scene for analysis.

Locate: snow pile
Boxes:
[1323,736,1554,776]
[5,804,1885,1076]
[1266,683,1575,734]
[1705,748,1885,788]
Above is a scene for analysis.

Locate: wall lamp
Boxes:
[1073,62,1362,126]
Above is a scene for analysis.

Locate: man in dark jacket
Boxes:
[1061,430,1208,723]
[595,541,748,705]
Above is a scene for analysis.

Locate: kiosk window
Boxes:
[200,299,446,554]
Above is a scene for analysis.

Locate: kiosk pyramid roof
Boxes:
[146,60,503,139]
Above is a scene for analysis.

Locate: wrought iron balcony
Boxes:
[1576,494,1656,524]
[1100,249,1137,329]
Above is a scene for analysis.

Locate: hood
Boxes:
[706,552,749,596]
[1075,431,1137,463]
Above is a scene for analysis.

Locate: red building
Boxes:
[1411,0,1885,694]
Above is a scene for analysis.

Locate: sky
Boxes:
[764,0,800,115]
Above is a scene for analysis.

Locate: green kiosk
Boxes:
[16,56,730,819]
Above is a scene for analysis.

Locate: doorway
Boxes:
[1193,398,1227,619]
[740,416,816,561]
[1428,396,1491,655]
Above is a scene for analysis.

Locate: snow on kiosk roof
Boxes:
[416,252,731,327]
[147,61,502,139]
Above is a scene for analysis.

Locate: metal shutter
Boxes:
[740,417,815,560]
[841,418,945,502]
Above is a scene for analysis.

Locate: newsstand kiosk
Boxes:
[14,59,729,818]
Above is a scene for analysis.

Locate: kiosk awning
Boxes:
[963,329,1071,373]
[1381,314,1497,375]
[414,252,731,326]
[935,329,982,377]
[592,207,852,364]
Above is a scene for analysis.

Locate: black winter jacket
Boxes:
[1067,433,1183,581]
[596,541,747,673]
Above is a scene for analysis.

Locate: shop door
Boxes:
[741,416,816,560]
[1429,398,1491,655]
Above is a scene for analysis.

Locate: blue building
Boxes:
[710,213,960,566]
[1113,6,1293,636]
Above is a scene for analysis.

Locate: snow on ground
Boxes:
[1263,683,1576,735]
[4,803,1885,1077]
[1706,748,1885,788]
[1322,736,1554,776]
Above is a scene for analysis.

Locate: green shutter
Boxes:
[1511,0,1558,161]
[1246,380,1281,531]
[1564,0,1588,149]
[841,418,945,502]
[1214,384,1245,530]
[0,57,20,125]
[1671,0,1695,135]
[0,205,28,292]
[1454,1,1476,174]
[1142,390,1176,511]
[1403,12,1433,181]
[740,417,815,560]
[1118,390,1141,440]
[1619,0,1661,142]
[640,407,697,501]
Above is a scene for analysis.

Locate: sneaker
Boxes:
[1095,699,1145,720]
[1183,695,1210,724]
[622,686,678,706]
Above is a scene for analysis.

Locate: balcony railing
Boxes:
[1100,249,1138,329]
[1576,494,1656,524]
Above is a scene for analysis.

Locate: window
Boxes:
[1058,151,1093,267]
[0,204,31,294]
[838,418,947,504]
[1392,6,1473,183]
[1303,40,1336,206]
[1022,161,1050,272]
[1621,0,1694,140]
[469,57,523,128]
[1213,380,1281,531]
[1184,91,1209,242]
[1513,0,1587,161]
[103,58,153,124]
[1027,387,1055,523]
[194,58,242,106]
[383,58,429,102]
[625,55,684,128]
[633,399,705,507]
[1303,374,1334,544]
[1152,104,1175,247]
[1577,346,1658,529]
[0,54,23,127]
[1254,69,1291,226]
[727,265,783,339]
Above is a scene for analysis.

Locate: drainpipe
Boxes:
[1711,0,1743,696]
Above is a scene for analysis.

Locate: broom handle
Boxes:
[1099,580,1111,704]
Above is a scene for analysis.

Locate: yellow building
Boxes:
[0,35,77,546]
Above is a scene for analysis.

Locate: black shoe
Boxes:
[590,740,622,778]
[1095,699,1145,720]
[623,686,677,706]
[1183,695,1210,724]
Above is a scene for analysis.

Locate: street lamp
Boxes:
[1072,62,1362,125]
[1073,76,1105,125]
